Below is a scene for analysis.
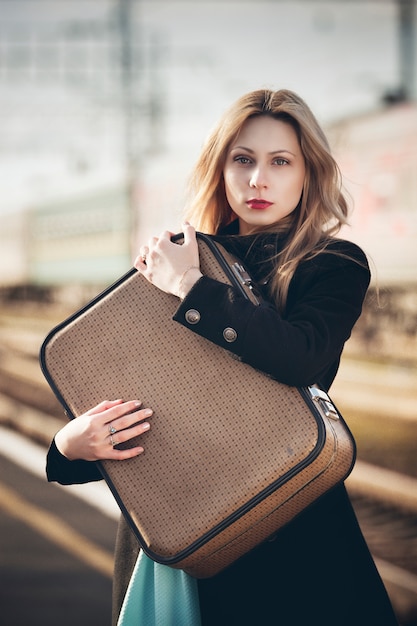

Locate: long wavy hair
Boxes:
[183,89,350,310]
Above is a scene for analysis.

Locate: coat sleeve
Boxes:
[46,438,103,485]
[173,242,370,387]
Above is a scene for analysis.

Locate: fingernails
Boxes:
[143,408,153,417]
[142,422,150,431]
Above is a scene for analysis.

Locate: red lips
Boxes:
[246,199,273,210]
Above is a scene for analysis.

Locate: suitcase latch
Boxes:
[231,263,260,304]
[309,386,339,420]
[231,262,253,287]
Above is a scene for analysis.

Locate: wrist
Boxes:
[55,430,75,461]
[177,266,203,300]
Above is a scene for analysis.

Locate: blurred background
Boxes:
[0,1,416,625]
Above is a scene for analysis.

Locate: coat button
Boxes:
[223,327,237,342]
[185,309,201,324]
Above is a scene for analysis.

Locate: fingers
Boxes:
[85,399,124,416]
[134,245,149,271]
[55,398,154,462]
[182,222,196,245]
[107,444,146,461]
[103,400,152,457]
[134,235,163,273]
[88,400,153,460]
[107,416,151,452]
[99,401,152,443]
[85,399,146,423]
[134,225,196,270]
[105,403,153,434]
[133,225,200,297]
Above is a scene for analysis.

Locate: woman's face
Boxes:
[223,116,306,234]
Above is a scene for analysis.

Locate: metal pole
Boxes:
[118,0,139,258]
[398,0,417,100]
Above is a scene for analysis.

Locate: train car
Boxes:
[0,186,134,292]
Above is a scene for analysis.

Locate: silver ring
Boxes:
[109,424,117,434]
[110,435,118,447]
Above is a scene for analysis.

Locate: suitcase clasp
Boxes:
[309,386,339,421]
[231,262,253,287]
[231,263,260,304]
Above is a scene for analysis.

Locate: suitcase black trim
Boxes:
[40,232,355,568]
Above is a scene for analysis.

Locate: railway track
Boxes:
[1,306,417,625]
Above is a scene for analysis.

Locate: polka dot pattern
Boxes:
[41,235,355,578]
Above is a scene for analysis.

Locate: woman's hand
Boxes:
[134,223,202,299]
[54,399,153,462]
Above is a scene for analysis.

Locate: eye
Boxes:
[273,157,289,166]
[234,155,252,165]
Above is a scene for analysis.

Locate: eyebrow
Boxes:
[231,146,297,157]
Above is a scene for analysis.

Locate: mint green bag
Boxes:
[117,550,202,626]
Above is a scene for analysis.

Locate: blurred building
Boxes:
[328,100,417,286]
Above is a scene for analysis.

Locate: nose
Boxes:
[249,166,268,189]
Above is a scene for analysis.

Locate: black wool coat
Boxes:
[46,226,398,626]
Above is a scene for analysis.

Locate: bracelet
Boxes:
[178,266,201,299]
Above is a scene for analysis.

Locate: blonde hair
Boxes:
[184,89,350,310]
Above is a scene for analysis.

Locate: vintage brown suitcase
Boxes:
[40,232,356,578]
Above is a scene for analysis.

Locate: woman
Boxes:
[46,89,398,625]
